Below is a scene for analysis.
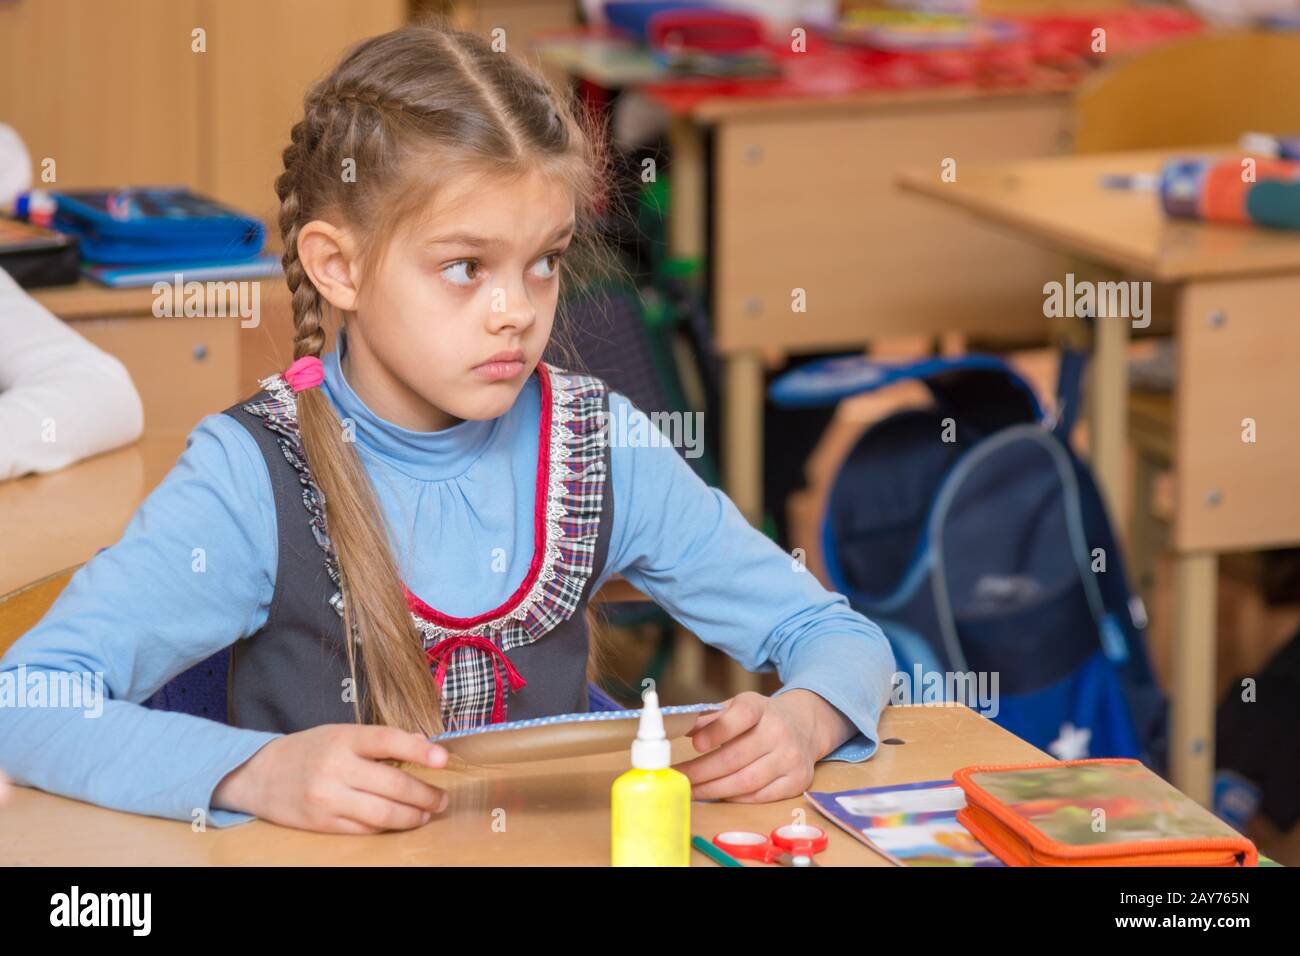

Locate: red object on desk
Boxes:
[633,7,1202,115]
[649,10,766,54]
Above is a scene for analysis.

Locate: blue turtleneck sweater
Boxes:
[0,329,894,826]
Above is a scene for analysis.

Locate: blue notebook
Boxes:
[83,254,282,289]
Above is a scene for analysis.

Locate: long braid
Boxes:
[275,91,442,733]
[275,123,326,360]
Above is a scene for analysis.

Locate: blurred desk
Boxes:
[539,32,1077,529]
[0,434,186,597]
[0,704,1048,865]
[31,280,296,435]
[539,31,1080,698]
[899,147,1300,805]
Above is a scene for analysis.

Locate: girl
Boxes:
[0,23,894,835]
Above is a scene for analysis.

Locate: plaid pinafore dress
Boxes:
[220,362,613,733]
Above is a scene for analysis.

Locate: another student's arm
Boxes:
[0,267,145,480]
[600,392,896,794]
[0,414,281,826]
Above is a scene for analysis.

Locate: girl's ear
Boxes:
[297,220,362,313]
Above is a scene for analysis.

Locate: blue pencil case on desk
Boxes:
[51,187,265,264]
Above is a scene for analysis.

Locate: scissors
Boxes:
[712,823,829,867]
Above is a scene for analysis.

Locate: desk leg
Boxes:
[665,115,712,695]
[1130,448,1165,617]
[1171,551,1216,805]
[725,351,765,695]
[668,116,761,698]
[1091,316,1129,524]
[724,351,764,528]
[668,115,705,263]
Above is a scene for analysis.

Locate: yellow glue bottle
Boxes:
[610,690,691,866]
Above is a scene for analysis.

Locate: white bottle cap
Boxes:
[630,690,671,770]
[1240,132,1280,158]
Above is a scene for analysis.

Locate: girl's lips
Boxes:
[472,359,525,381]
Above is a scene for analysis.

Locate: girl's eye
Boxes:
[532,251,564,280]
[441,260,480,286]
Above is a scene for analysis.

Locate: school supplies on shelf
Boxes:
[806,778,1003,866]
[603,2,725,46]
[0,216,79,288]
[648,8,767,54]
[831,10,1024,52]
[953,759,1259,867]
[429,700,721,765]
[605,2,779,76]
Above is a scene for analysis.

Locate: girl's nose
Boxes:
[486,282,537,333]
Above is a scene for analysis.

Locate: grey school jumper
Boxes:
[220,365,614,734]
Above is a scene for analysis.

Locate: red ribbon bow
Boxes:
[425,634,526,725]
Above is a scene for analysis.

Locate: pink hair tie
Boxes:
[284,355,325,393]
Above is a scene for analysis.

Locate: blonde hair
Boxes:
[275,20,619,735]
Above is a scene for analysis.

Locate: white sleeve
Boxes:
[0,267,145,480]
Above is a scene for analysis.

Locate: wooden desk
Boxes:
[899,147,1300,805]
[0,705,1047,865]
[537,35,1076,534]
[30,280,297,437]
[699,90,1072,531]
[0,434,186,597]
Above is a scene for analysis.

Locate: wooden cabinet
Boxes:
[73,316,239,436]
[32,280,298,436]
[0,0,204,191]
[0,0,406,219]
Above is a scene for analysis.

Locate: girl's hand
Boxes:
[0,769,10,806]
[212,724,450,834]
[676,690,855,802]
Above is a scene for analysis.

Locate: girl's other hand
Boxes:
[212,724,450,833]
[676,690,854,803]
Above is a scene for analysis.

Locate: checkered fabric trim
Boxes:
[241,362,609,731]
[241,378,347,620]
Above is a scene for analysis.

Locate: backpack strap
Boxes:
[1052,347,1089,442]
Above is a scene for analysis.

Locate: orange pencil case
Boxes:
[953,758,1257,867]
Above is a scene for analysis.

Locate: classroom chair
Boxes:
[1073,31,1300,154]
[0,565,78,658]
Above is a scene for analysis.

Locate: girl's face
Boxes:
[344,166,576,431]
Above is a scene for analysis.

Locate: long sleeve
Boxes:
[600,392,895,762]
[0,413,282,826]
[0,266,145,481]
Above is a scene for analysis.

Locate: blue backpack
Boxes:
[770,352,1167,769]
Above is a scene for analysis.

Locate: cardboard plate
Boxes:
[430,702,724,766]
